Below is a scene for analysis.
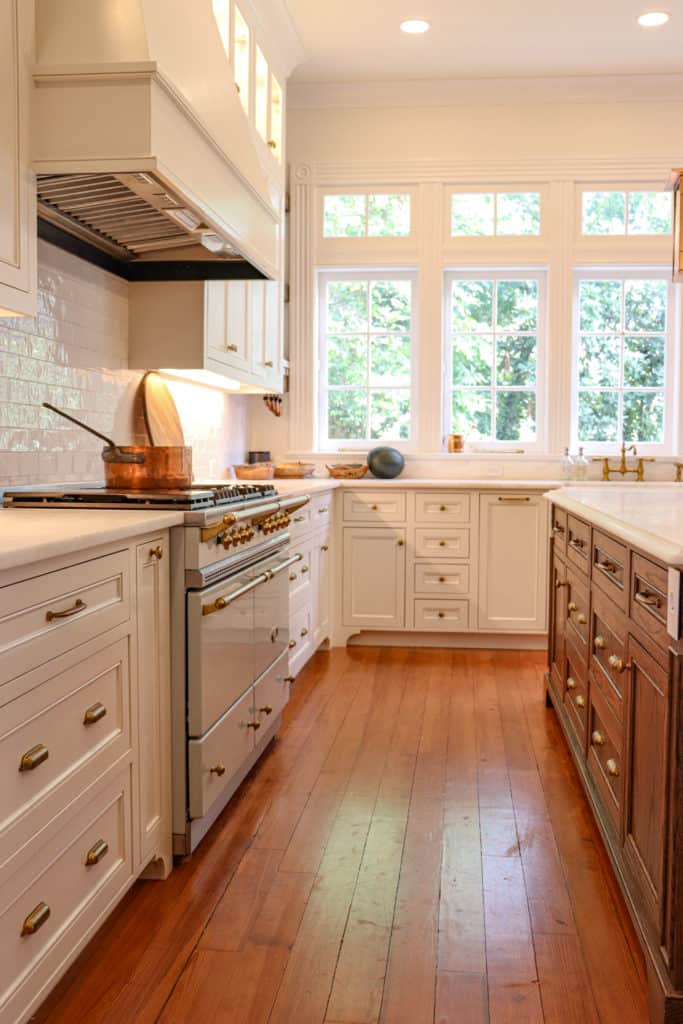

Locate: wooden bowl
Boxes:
[274,462,316,479]
[233,462,275,480]
[326,463,368,479]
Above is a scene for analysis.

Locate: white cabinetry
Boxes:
[477,493,548,632]
[342,527,406,629]
[0,0,35,317]
[288,492,333,679]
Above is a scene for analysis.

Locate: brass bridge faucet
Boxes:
[592,443,654,482]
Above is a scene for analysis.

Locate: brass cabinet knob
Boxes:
[267,139,277,149]
[608,654,623,671]
[439,540,446,547]
[150,545,163,560]
[606,758,620,778]
[591,730,606,747]
[301,565,309,574]
[85,839,109,866]
[83,702,107,726]
[246,721,261,730]
[577,614,587,625]
[284,675,295,683]
[594,635,606,650]
[439,505,447,511]
[371,504,378,510]
[288,639,297,649]
[439,576,446,583]
[19,744,49,772]
[300,627,309,637]
[210,764,226,776]
[227,343,238,351]
[397,539,405,547]
[259,705,273,715]
[575,695,586,708]
[321,544,329,552]
[566,676,577,690]
[568,602,578,612]
[21,901,50,937]
[289,573,298,581]
[264,360,274,368]
[438,611,445,619]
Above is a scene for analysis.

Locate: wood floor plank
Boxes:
[435,970,489,1024]
[534,933,600,1024]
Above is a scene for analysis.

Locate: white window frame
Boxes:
[571,267,677,456]
[445,185,547,244]
[443,267,548,453]
[575,183,673,242]
[317,268,418,453]
[317,188,417,246]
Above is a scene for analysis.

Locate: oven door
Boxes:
[186,551,301,737]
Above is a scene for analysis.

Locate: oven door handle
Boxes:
[201,573,270,616]
[265,553,303,579]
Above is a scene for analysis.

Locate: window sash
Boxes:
[448,188,543,238]
[317,270,418,450]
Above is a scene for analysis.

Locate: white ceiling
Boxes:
[286,0,683,82]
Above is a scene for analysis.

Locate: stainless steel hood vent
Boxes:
[37,172,265,282]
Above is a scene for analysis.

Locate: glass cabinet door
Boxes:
[254,46,269,142]
[233,5,250,114]
[269,74,283,161]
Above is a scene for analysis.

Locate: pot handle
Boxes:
[101,446,146,465]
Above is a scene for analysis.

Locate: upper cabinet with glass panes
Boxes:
[212,0,286,166]
[450,190,542,238]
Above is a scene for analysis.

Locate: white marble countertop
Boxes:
[275,477,560,497]
[0,509,184,574]
[546,484,683,565]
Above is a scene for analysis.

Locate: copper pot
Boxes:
[43,402,193,489]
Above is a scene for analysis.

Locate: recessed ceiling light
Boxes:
[400,18,430,34]
[637,10,670,26]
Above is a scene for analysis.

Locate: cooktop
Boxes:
[2,482,278,511]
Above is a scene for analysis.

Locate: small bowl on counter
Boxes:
[233,462,275,480]
[326,463,368,479]
[274,462,316,479]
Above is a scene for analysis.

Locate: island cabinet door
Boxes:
[342,527,405,629]
[623,633,669,936]
[549,551,567,701]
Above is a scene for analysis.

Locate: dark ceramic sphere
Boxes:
[367,446,405,479]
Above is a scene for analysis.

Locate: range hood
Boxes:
[31,0,303,281]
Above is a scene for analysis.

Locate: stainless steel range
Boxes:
[4,483,310,854]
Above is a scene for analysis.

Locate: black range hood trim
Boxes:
[38,219,266,281]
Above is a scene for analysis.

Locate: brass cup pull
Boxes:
[19,743,49,772]
[566,676,577,690]
[300,627,309,637]
[83,702,107,726]
[259,705,273,715]
[150,545,163,560]
[591,730,606,747]
[577,613,587,625]
[568,602,578,612]
[288,639,297,649]
[246,721,261,730]
[227,343,238,351]
[21,902,50,937]
[606,758,620,778]
[594,635,606,650]
[575,695,586,709]
[635,591,661,608]
[210,764,226,777]
[46,598,86,622]
[85,839,109,866]
[289,573,298,581]
[595,559,616,574]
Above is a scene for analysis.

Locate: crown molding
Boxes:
[288,73,683,110]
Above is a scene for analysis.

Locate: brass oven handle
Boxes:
[606,758,620,778]
[21,902,51,937]
[85,839,109,866]
[591,730,606,747]
[19,743,49,772]
[46,598,86,622]
[83,702,107,726]
[635,591,661,609]
[202,573,269,616]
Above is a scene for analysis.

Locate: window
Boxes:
[450,191,541,237]
[574,271,673,449]
[581,190,672,236]
[233,5,250,115]
[318,271,415,448]
[322,194,411,238]
[446,270,546,447]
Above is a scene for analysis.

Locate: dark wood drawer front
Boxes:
[588,689,623,833]
[549,555,567,701]
[591,591,627,722]
[551,506,568,559]
[567,515,591,574]
[566,567,590,652]
[565,645,588,750]
[592,530,628,612]
[630,554,668,655]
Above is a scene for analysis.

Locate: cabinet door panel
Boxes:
[478,494,547,632]
[549,553,567,702]
[205,281,250,373]
[343,528,405,629]
[313,532,331,646]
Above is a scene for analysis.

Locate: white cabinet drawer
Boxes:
[414,599,469,631]
[188,688,255,819]
[289,536,314,608]
[343,490,406,523]
[310,493,333,529]
[0,550,130,687]
[253,657,290,730]
[289,603,313,677]
[414,528,470,560]
[0,767,133,1021]
[415,492,471,524]
[0,640,130,869]
[288,504,312,540]
[413,563,470,597]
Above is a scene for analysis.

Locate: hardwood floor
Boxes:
[33,648,649,1024]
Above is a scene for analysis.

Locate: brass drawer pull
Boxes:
[577,613,587,625]
[246,721,261,730]
[321,544,329,552]
[284,675,295,683]
[566,676,577,690]
[83,702,107,726]
[553,524,565,534]
[371,504,379,510]
[264,360,274,368]
[21,902,50,937]
[46,598,86,622]
[227,343,238,351]
[591,730,606,747]
[397,539,405,547]
[288,639,297,649]
[569,538,585,549]
[293,515,306,522]
[300,627,309,637]
[439,505,447,511]
[438,611,445,619]
[635,591,661,609]
[439,540,446,547]
[594,635,606,650]
[268,139,277,149]
[568,602,578,612]
[608,654,623,671]
[555,579,567,589]
[497,495,530,502]
[85,839,109,866]
[210,764,226,776]
[575,695,586,709]
[259,705,273,715]
[150,545,163,560]
[595,559,617,574]
[19,744,49,772]
[318,507,329,513]
[606,758,620,778]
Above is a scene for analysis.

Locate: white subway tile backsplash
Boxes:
[0,240,249,486]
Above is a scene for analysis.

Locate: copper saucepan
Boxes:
[43,403,192,490]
